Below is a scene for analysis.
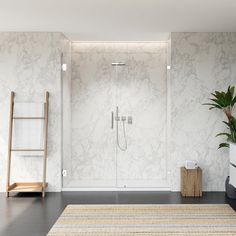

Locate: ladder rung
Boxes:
[13,117,45,120]
[11,149,44,152]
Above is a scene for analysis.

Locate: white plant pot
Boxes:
[229,143,236,187]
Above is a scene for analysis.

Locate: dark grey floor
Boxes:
[0,191,236,236]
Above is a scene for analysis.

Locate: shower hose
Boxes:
[116,118,127,151]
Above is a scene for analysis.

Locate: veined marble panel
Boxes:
[171,33,236,191]
[0,32,71,192]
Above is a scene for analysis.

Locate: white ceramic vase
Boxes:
[229,143,236,187]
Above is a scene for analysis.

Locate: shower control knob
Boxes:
[121,116,126,121]
[128,116,132,124]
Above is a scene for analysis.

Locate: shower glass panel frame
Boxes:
[62,42,169,190]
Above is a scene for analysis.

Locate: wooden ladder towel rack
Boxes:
[6,91,49,198]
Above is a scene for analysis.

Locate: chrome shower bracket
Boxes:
[121,116,126,121]
[115,116,120,121]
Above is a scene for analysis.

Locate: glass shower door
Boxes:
[113,44,168,188]
[62,47,117,188]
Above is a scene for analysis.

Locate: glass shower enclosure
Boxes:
[62,42,169,190]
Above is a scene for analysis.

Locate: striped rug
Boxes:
[47,204,236,236]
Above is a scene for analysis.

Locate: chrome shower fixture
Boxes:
[111,62,126,66]
[111,107,132,151]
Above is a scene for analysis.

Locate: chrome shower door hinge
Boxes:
[62,64,67,72]
[62,169,67,177]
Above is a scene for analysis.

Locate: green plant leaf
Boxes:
[231,117,236,130]
[216,132,231,137]
[202,103,222,109]
[232,96,236,106]
[230,86,235,97]
[209,98,224,107]
[218,143,230,149]
[222,121,231,128]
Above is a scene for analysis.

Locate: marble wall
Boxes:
[170,33,236,191]
[65,42,168,188]
[0,32,71,192]
[1,32,235,192]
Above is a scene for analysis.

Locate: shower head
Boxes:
[111,62,126,66]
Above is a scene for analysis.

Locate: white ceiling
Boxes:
[0,0,236,41]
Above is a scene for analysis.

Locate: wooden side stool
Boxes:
[181,167,202,197]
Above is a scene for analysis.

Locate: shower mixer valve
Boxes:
[115,115,132,123]
[114,115,132,123]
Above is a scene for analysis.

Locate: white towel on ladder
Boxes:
[12,102,45,157]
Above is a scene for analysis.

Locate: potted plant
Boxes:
[204,86,236,198]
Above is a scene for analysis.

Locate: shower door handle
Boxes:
[111,111,114,129]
